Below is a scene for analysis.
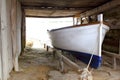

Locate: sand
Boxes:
[8,48,120,80]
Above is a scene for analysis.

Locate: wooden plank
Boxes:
[1,0,10,79]
[79,0,120,17]
[117,39,120,68]
[16,1,22,56]
[20,9,26,56]
[0,11,3,80]
[0,0,3,79]
[102,50,119,69]
[11,0,19,71]
[55,50,81,71]
[113,57,117,70]
[102,50,120,59]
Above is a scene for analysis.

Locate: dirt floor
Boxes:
[8,47,120,80]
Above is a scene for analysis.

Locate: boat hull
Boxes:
[49,23,109,68]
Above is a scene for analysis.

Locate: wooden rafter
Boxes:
[78,0,120,17]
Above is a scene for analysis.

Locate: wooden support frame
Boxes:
[0,0,3,79]
[102,50,120,69]
[53,49,81,71]
[119,39,120,55]
[21,9,26,56]
[0,13,3,80]
[1,0,10,79]
[79,0,120,18]
[11,0,19,72]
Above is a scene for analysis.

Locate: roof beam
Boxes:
[78,0,120,17]
[22,5,92,10]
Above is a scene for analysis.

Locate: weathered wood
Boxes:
[1,0,10,79]
[11,0,20,71]
[46,46,49,51]
[55,50,81,71]
[44,43,46,48]
[21,9,26,56]
[102,50,120,59]
[118,38,120,68]
[102,50,120,69]
[73,17,75,25]
[17,1,22,56]
[79,0,120,18]
[113,57,117,70]
[0,0,3,79]
[0,11,3,80]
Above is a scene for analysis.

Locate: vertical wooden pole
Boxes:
[1,0,9,79]
[21,9,26,56]
[11,0,19,71]
[73,17,75,26]
[119,39,120,55]
[0,13,3,80]
[98,14,103,57]
[0,0,3,79]
[113,57,117,69]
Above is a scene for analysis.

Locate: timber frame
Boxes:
[0,0,120,80]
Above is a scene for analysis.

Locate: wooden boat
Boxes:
[48,22,110,68]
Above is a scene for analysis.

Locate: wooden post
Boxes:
[59,55,64,72]
[0,0,3,79]
[11,0,19,71]
[113,57,117,70]
[102,50,119,69]
[73,17,75,26]
[46,46,49,51]
[1,0,9,79]
[20,9,26,56]
[44,43,46,48]
[0,13,3,80]
[98,14,103,57]
[55,49,81,71]
[119,39,120,55]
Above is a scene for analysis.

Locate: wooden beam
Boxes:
[55,49,81,71]
[1,0,10,79]
[102,50,120,69]
[119,39,120,54]
[0,12,3,80]
[102,50,120,59]
[22,5,91,10]
[113,57,117,70]
[0,0,3,79]
[11,0,20,71]
[20,9,26,56]
[79,0,120,17]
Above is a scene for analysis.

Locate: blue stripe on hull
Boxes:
[54,47,102,69]
[69,51,102,69]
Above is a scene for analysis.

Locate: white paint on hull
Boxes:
[49,23,109,56]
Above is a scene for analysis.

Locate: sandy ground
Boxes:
[8,48,120,80]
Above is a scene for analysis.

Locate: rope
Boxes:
[80,14,103,80]
[86,23,103,69]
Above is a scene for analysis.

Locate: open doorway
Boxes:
[26,17,73,49]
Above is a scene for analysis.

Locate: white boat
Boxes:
[48,22,109,68]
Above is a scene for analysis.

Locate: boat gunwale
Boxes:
[49,22,110,32]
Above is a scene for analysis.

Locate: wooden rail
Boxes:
[55,50,81,71]
[102,50,120,69]
[102,50,120,59]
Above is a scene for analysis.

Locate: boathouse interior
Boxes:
[0,0,120,80]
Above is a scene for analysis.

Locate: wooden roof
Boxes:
[20,0,112,17]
